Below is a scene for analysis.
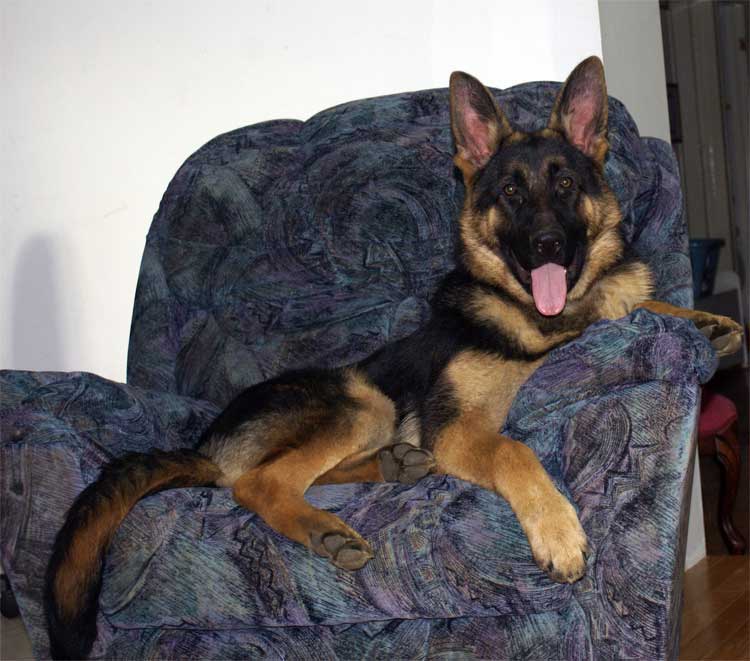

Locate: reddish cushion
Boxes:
[698,390,738,438]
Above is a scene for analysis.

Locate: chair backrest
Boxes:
[127,82,691,407]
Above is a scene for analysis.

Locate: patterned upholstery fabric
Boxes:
[126,83,692,407]
[1,82,709,660]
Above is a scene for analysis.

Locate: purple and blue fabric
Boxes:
[1,81,710,660]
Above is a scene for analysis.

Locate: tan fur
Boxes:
[433,420,503,491]
[444,350,543,430]
[504,131,528,146]
[578,189,620,237]
[437,352,586,582]
[460,211,532,304]
[54,505,127,618]
[235,370,394,491]
[211,414,309,487]
[588,134,609,166]
[312,352,543,488]
[594,263,654,319]
[453,154,478,179]
[537,128,561,140]
[315,459,385,485]
[567,191,624,303]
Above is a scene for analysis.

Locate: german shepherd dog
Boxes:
[45,57,743,659]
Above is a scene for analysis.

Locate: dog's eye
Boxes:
[503,184,517,196]
[559,176,573,189]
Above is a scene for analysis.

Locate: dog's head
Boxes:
[450,56,623,317]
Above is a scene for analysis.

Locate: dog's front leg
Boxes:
[636,300,744,357]
[434,420,588,583]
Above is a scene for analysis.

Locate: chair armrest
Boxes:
[503,309,715,659]
[0,369,219,658]
[1,369,219,480]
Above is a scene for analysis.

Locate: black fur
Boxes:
[473,134,603,214]
[202,369,356,443]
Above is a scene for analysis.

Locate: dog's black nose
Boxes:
[532,232,565,261]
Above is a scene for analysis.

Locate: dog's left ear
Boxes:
[548,56,609,166]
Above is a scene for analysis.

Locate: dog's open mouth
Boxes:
[505,247,585,317]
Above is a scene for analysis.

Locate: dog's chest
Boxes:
[443,351,543,431]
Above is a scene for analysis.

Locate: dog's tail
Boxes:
[44,449,222,660]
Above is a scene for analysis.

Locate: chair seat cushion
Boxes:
[101,480,571,630]
[698,390,738,439]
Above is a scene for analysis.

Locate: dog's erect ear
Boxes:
[450,72,512,179]
[548,56,609,166]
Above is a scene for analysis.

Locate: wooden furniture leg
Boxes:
[714,424,747,554]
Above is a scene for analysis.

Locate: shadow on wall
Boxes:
[11,235,65,372]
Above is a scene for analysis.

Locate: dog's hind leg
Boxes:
[231,370,396,570]
[313,457,385,484]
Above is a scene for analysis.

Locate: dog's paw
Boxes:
[310,529,373,570]
[319,532,374,570]
[693,312,744,357]
[307,512,373,570]
[378,443,436,484]
[524,494,588,583]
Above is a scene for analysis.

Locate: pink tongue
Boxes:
[531,263,568,316]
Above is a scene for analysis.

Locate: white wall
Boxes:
[1,0,603,381]
[598,0,671,142]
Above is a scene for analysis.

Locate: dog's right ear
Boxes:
[450,72,512,179]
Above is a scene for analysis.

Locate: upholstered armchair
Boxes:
[1,81,717,659]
